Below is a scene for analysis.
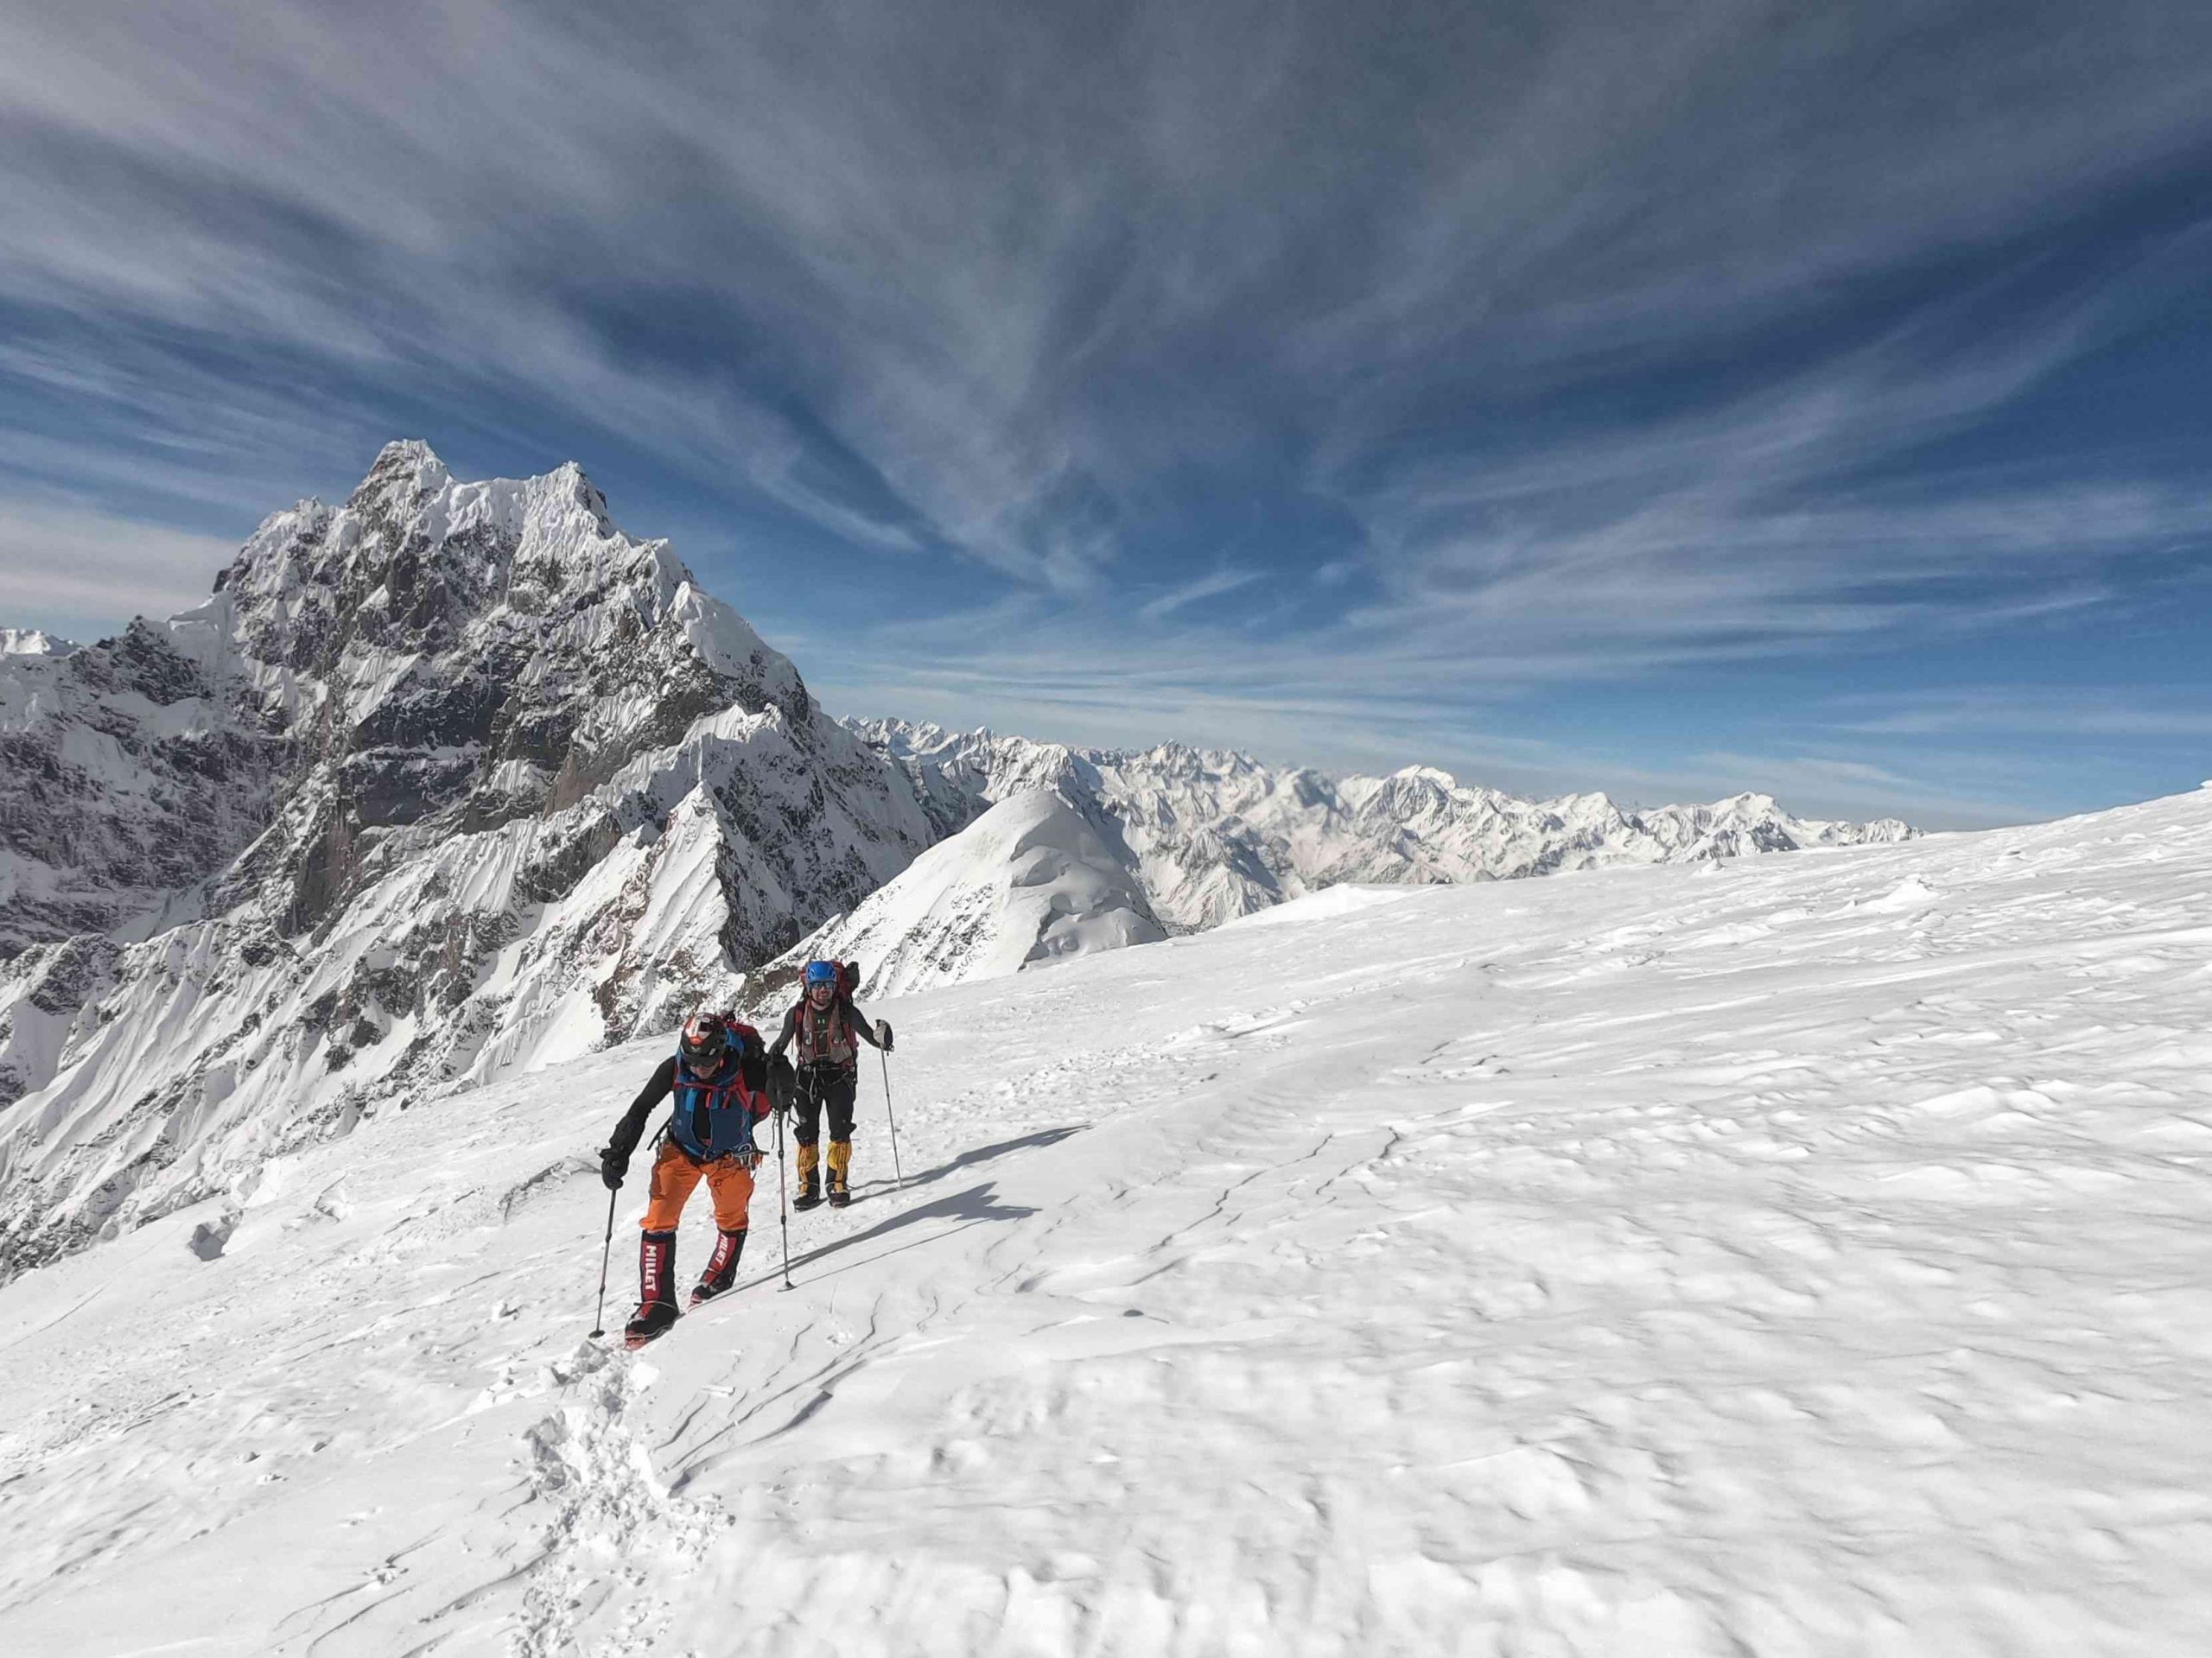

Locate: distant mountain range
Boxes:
[761,720,1912,999]
[0,444,1911,1275]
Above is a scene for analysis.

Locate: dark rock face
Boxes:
[0,623,287,960]
[0,936,121,1107]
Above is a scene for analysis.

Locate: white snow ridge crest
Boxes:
[771,790,1167,1002]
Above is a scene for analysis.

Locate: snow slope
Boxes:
[3,787,2209,1655]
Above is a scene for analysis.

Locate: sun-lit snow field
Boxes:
[5,789,2212,1656]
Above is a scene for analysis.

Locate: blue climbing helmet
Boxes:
[804,960,838,991]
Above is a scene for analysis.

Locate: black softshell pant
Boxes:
[792,1064,858,1147]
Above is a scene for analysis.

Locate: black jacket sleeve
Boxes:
[846,1000,885,1050]
[766,1004,799,1061]
[735,1026,767,1094]
[604,1055,677,1162]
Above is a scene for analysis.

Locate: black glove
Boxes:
[877,1020,894,1054]
[599,1146,627,1191]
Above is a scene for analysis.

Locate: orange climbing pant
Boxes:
[639,1137,757,1233]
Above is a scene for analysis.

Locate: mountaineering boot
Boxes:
[690,1228,747,1305]
[827,1139,853,1209]
[625,1229,680,1348]
[625,1299,679,1346]
[793,1141,823,1211]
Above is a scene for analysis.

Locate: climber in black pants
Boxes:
[767,959,890,1209]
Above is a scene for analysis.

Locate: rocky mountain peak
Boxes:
[182,448,815,849]
[349,436,454,513]
[0,445,935,1278]
[1705,790,1782,818]
[1389,764,1460,789]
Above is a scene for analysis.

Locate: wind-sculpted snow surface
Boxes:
[3,788,2209,1655]
[852,717,1916,933]
[0,443,933,1275]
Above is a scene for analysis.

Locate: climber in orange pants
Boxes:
[639,1136,757,1234]
[598,1011,772,1345]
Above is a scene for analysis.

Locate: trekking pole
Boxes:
[880,1048,904,1186]
[774,1099,794,1292]
[588,1183,618,1338]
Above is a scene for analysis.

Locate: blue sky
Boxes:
[3,1,2211,829]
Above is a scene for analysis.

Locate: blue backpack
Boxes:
[667,1022,766,1159]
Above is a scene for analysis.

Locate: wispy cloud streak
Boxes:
[3,1,2211,822]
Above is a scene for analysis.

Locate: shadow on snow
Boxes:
[733,1123,1087,1294]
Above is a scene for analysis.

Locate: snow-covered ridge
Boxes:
[0,628,78,657]
[760,790,1167,1006]
[762,720,1912,1005]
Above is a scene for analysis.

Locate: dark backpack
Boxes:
[667,1018,768,1159]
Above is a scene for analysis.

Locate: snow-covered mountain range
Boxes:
[2,444,1910,1279]
[772,720,1914,999]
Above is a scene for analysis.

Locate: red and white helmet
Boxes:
[678,1012,729,1065]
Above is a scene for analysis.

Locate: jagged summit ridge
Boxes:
[200,439,804,792]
